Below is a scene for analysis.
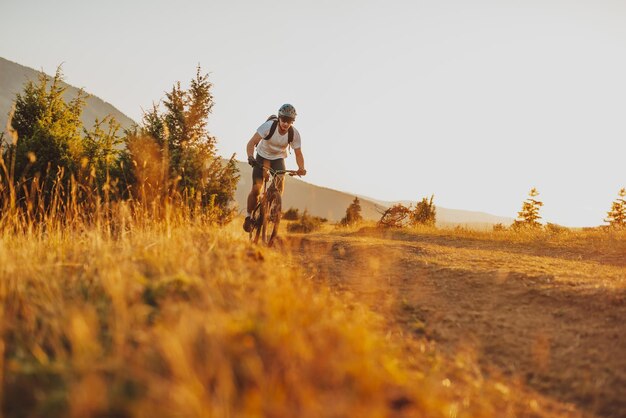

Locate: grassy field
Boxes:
[0,213,624,417]
[289,223,626,418]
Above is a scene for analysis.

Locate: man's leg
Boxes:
[244,183,261,232]
[247,181,262,214]
[244,158,266,232]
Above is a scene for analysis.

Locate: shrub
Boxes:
[340,197,363,226]
[283,207,300,220]
[493,223,507,232]
[545,223,568,234]
[287,210,325,233]
[378,204,412,228]
[410,195,436,227]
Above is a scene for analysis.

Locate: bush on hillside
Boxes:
[378,196,437,229]
[283,207,300,220]
[287,210,326,233]
[339,197,363,226]
[378,204,412,228]
[410,195,436,227]
[493,223,507,232]
[545,222,568,234]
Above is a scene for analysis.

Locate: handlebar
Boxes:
[271,169,300,176]
[250,161,303,177]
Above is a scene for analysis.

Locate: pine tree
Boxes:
[82,116,124,192]
[513,188,543,229]
[7,67,87,190]
[340,197,363,226]
[122,66,239,222]
[605,188,626,228]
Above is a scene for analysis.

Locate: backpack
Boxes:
[263,115,294,144]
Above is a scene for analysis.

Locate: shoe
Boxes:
[243,216,253,232]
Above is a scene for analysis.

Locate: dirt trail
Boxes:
[286,230,626,418]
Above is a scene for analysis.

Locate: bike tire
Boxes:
[262,194,282,247]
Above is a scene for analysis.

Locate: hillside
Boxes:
[233,160,514,226]
[0,56,136,136]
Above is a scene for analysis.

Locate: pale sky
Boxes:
[2,0,625,227]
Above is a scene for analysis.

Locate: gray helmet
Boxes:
[278,103,297,119]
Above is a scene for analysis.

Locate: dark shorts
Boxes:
[252,154,285,184]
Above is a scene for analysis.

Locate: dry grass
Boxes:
[291,225,626,418]
[0,211,467,417]
[0,221,400,417]
[1,208,593,417]
[1,164,620,417]
[352,224,626,272]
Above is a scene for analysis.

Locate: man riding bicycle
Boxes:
[243,103,307,232]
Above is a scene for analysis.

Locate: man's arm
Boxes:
[246,133,263,158]
[294,148,306,176]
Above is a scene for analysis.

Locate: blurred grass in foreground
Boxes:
[0,218,586,418]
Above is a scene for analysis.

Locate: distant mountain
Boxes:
[233,161,514,228]
[0,56,136,137]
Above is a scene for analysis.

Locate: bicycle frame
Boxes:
[249,166,298,246]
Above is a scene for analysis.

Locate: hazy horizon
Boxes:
[2,0,625,227]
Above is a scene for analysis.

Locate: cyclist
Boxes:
[243,103,306,232]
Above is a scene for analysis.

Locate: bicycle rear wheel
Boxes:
[262,193,282,247]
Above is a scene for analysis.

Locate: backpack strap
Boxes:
[263,119,294,144]
[263,119,279,140]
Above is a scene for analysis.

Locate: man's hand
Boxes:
[247,156,256,167]
[297,168,307,176]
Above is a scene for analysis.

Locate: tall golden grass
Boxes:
[2,219,586,417]
[0,168,582,417]
[1,198,597,417]
[0,135,596,416]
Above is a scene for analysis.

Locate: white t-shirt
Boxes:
[256,120,302,160]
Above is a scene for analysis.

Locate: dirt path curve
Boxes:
[285,230,626,418]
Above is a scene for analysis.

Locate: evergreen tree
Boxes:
[122,66,239,222]
[605,188,626,228]
[82,116,124,192]
[3,66,131,214]
[513,188,543,229]
[340,197,363,226]
[410,195,436,227]
[7,67,87,191]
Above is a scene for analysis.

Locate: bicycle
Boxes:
[249,164,299,246]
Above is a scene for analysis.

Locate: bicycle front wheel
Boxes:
[262,193,282,247]
[250,202,263,244]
